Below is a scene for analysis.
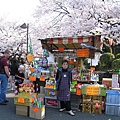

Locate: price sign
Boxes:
[18,98,25,103]
[77,49,89,57]
[33,107,39,112]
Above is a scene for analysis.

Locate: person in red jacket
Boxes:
[0,49,11,105]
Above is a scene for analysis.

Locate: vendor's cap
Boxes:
[19,65,24,70]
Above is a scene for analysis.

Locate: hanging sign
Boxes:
[18,98,25,103]
[58,47,64,52]
[77,49,89,57]
[27,54,34,63]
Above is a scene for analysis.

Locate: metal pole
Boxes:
[27,24,29,54]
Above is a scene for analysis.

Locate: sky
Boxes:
[0,0,39,22]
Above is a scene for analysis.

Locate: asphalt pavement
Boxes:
[0,91,120,120]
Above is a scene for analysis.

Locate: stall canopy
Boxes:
[39,35,101,52]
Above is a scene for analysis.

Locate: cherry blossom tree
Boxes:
[33,0,120,42]
[0,18,42,55]
[0,19,27,53]
[0,0,120,55]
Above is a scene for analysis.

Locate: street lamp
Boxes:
[20,23,29,54]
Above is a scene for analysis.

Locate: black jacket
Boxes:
[55,68,72,90]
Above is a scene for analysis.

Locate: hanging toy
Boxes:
[43,49,49,57]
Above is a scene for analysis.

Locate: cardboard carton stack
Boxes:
[81,84,106,114]
[14,82,45,119]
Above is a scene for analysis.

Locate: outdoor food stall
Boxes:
[39,35,107,113]
[13,35,120,119]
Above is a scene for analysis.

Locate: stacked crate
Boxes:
[81,95,103,114]
[82,95,92,113]
[81,85,106,114]
[14,92,37,116]
[92,96,102,114]
[105,90,120,116]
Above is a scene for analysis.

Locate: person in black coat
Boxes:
[9,59,19,90]
[10,59,19,76]
[56,59,74,116]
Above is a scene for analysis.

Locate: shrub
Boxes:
[112,59,120,72]
[100,52,115,70]
[116,53,120,59]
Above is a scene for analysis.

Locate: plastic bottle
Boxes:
[96,74,99,81]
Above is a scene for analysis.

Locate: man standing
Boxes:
[0,49,11,105]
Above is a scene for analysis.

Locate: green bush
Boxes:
[100,52,115,70]
[112,59,120,72]
[116,53,120,59]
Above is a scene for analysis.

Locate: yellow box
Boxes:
[14,93,36,106]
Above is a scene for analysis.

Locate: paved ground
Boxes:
[0,91,120,120]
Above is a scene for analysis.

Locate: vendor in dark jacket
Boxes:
[15,65,25,92]
[56,59,74,116]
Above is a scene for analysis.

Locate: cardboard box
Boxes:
[102,78,112,89]
[29,105,45,119]
[16,105,29,116]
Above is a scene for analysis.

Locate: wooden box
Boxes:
[82,103,91,113]
[16,105,29,116]
[29,105,45,119]
[82,95,92,103]
[92,96,102,104]
[92,103,102,114]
